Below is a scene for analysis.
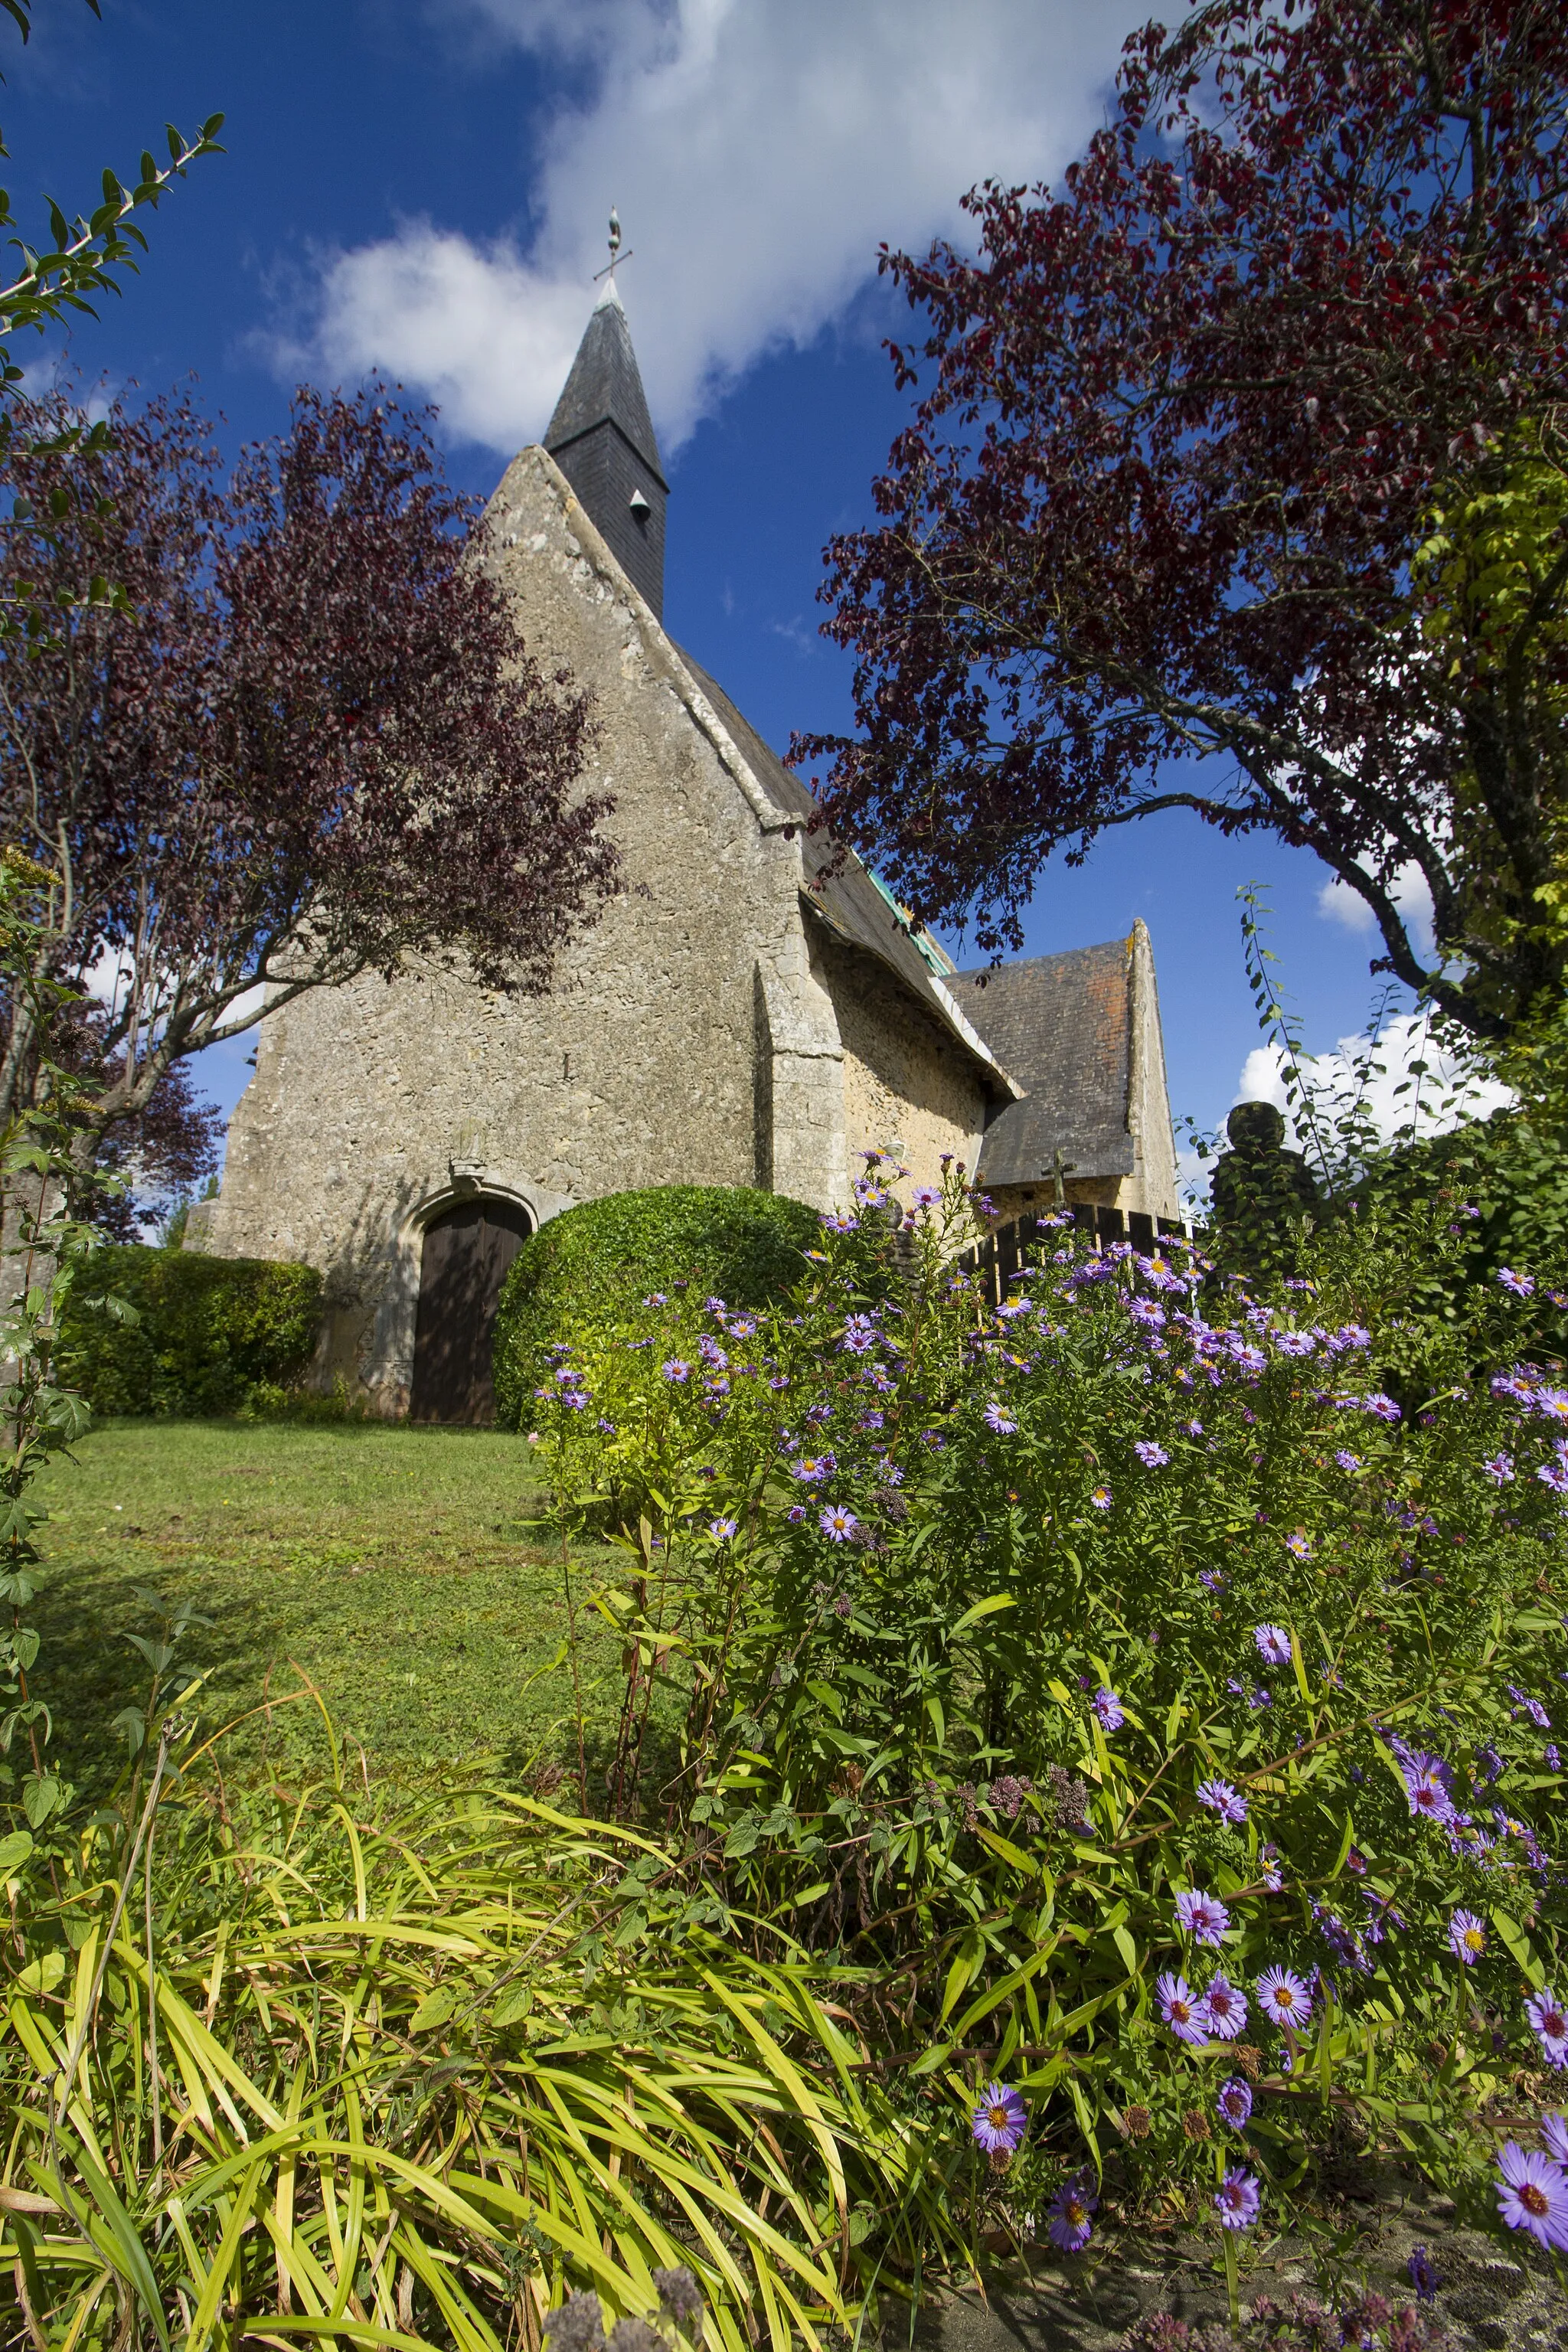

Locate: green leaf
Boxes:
[0,1827,33,1873]
[410,1984,459,2032]
[1491,1906,1542,1988]
[21,1774,60,1828]
[949,1592,1016,1638]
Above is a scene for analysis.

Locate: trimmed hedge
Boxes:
[493,1185,820,1432]
[57,1245,323,1418]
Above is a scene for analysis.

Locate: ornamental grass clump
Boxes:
[0,1731,953,2352]
[531,1152,1568,2259]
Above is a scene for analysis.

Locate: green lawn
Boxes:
[30,1418,624,1795]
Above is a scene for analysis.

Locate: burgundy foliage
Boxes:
[70,1044,224,1241]
[796,0,1568,1037]
[0,384,616,1155]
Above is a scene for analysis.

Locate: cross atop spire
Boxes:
[544,222,667,617]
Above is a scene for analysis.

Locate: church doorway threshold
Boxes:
[409,1196,532,1424]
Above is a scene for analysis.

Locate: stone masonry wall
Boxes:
[818,929,990,1197]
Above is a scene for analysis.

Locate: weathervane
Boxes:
[593,207,632,285]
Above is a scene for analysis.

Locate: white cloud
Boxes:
[304,0,1152,455]
[1231,1017,1511,1157]
[1316,863,1435,948]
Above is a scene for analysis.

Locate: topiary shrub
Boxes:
[493,1185,820,1432]
[57,1244,323,1417]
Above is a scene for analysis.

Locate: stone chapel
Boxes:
[187,282,1182,1419]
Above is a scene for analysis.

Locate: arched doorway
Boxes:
[409,1195,532,1424]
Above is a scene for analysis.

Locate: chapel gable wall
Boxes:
[201,449,812,1412]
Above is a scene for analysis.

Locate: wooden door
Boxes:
[409,1197,531,1424]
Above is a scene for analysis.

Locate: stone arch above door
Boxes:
[409,1193,533,1424]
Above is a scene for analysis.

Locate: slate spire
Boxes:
[544,279,668,619]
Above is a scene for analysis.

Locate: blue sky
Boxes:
[2,0,1424,1169]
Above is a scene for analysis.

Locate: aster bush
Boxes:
[531,1150,1568,2265]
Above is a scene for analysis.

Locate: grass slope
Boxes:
[30,1419,622,1793]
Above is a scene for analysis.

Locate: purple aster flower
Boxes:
[1527,1989,1568,2067]
[1198,1569,1227,1592]
[1090,1485,1112,1510]
[1407,2248,1439,2303]
[1217,2076,1253,2130]
[792,1453,835,1484]
[1282,1529,1314,1561]
[1330,1324,1372,1352]
[1260,1845,1284,1892]
[1214,2169,1261,2231]
[1047,2174,1097,2253]
[1334,1450,1362,1472]
[1255,1624,1292,1666]
[1174,1889,1230,1946]
[1544,2116,1568,2167]
[661,1359,691,1383]
[1155,1971,1209,2044]
[1400,1750,1457,1828]
[1276,1330,1317,1357]
[1256,1966,1314,2031]
[820,1504,860,1544]
[1499,1268,1537,1297]
[1202,1976,1248,2039]
[1550,1745,1563,1771]
[1496,2144,1568,2251]
[1093,1687,1125,1731]
[1535,1389,1568,1424]
[708,1517,738,1542]
[1484,1453,1517,1484]
[1508,1685,1552,1728]
[971,2081,1027,2154]
[786,1504,807,1524]
[1197,1777,1248,1826]
[1133,1439,1169,1467]
[1363,1392,1403,1422]
[985,1402,1019,1435]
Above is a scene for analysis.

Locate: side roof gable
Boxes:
[954,940,1138,1183]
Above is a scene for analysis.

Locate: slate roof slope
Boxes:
[544,281,666,485]
[953,942,1136,1184]
[673,646,1014,1089]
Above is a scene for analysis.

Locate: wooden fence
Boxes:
[950,1203,1191,1309]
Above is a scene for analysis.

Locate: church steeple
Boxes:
[544,278,668,619]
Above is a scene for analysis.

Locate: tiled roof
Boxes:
[953,942,1136,1183]
[674,648,1011,1088]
